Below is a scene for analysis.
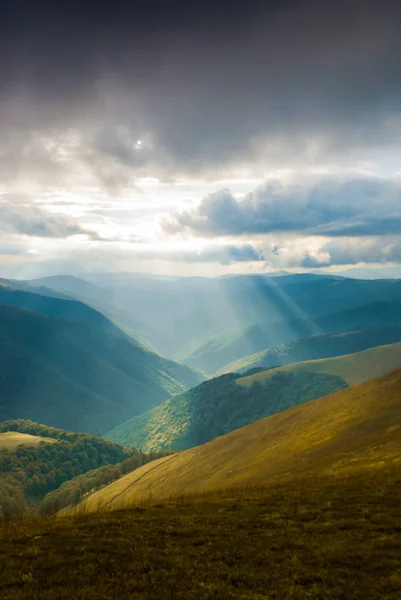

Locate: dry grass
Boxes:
[1,467,400,599]
[238,340,401,387]
[0,432,56,449]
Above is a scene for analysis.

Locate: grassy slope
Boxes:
[104,371,347,451]
[238,340,401,387]
[218,325,401,375]
[184,300,401,373]
[1,468,400,600]
[0,305,202,434]
[78,367,401,511]
[0,432,56,448]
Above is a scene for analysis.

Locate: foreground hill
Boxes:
[218,325,401,374]
[0,305,203,434]
[184,300,401,373]
[105,342,401,452]
[77,367,401,511]
[105,370,348,451]
[1,467,399,600]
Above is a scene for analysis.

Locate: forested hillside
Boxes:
[0,420,170,517]
[105,371,348,451]
[0,420,130,516]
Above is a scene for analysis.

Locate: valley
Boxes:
[1,272,401,600]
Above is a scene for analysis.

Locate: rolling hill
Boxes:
[218,325,401,375]
[237,341,401,387]
[184,300,401,373]
[105,341,401,452]
[0,305,203,435]
[75,367,401,511]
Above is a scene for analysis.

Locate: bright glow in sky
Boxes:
[2,1,401,278]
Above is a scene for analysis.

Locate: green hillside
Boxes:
[77,367,401,510]
[105,371,348,452]
[184,300,401,373]
[219,325,401,375]
[106,341,401,452]
[238,341,401,388]
[0,305,203,435]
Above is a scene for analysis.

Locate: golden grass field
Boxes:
[68,367,401,514]
[0,431,56,448]
[238,340,401,387]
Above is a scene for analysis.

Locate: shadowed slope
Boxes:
[75,368,401,512]
[0,305,203,434]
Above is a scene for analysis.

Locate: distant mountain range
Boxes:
[218,326,401,374]
[184,300,401,373]
[23,273,401,358]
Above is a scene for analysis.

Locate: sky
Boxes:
[1,0,401,278]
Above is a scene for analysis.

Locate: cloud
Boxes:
[1,1,401,184]
[0,195,101,239]
[117,243,265,265]
[164,177,401,237]
[260,235,401,269]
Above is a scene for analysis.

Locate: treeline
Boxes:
[0,420,131,517]
[40,450,171,514]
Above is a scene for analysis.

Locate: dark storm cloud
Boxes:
[1,1,401,178]
[165,178,401,237]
